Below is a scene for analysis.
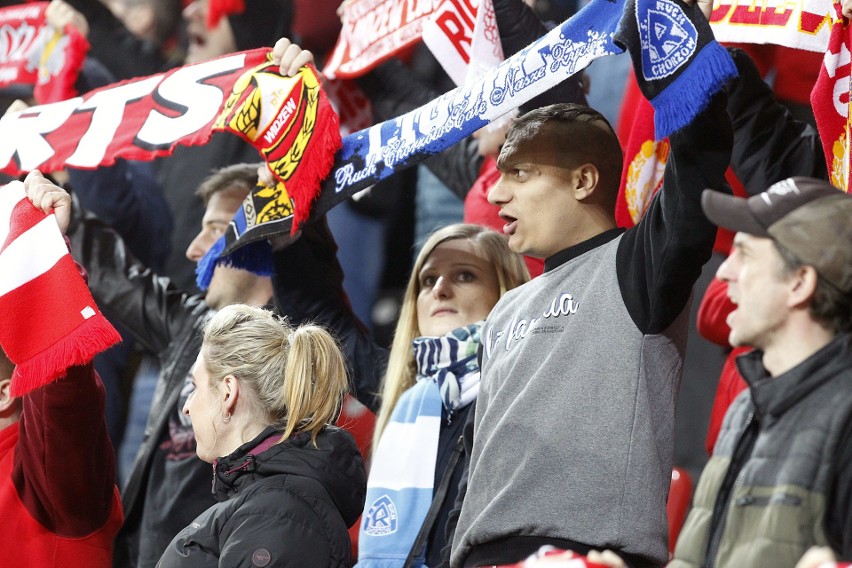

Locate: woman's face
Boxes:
[183,351,225,463]
[416,239,501,337]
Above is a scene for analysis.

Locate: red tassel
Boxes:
[10,314,121,397]
[289,96,342,234]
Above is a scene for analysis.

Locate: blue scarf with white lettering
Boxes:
[357,323,481,568]
[196,0,735,288]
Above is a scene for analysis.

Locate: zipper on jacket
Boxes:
[706,410,758,568]
[734,493,802,507]
[224,455,258,476]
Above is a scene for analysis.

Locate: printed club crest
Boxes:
[638,0,697,81]
[362,495,398,536]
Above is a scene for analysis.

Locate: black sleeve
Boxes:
[358,58,438,120]
[617,93,733,334]
[66,0,168,80]
[271,218,388,412]
[67,160,173,271]
[726,48,826,194]
[827,413,852,560]
[67,197,208,357]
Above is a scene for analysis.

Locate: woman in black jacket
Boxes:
[157,304,367,567]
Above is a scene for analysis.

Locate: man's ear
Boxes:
[787,265,819,309]
[0,378,18,415]
[573,163,600,202]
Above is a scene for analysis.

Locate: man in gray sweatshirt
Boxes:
[448,94,732,567]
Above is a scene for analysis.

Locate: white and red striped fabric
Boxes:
[0,181,119,396]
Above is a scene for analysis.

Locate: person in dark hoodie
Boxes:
[157,304,367,568]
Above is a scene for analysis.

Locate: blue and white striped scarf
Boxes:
[357,322,482,568]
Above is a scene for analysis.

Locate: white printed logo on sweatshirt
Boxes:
[484,291,579,357]
[362,495,398,536]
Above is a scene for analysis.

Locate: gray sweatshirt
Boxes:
[450,95,733,568]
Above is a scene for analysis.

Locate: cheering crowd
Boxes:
[0,0,850,567]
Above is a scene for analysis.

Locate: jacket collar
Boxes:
[213,425,283,499]
[737,333,851,419]
[210,424,368,527]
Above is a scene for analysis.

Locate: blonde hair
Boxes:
[372,224,529,448]
[201,304,348,445]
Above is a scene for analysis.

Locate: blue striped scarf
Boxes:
[357,323,481,568]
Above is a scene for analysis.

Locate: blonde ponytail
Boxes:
[280,325,348,444]
[202,305,348,446]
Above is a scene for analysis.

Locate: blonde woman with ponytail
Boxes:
[357,224,529,568]
[157,304,367,568]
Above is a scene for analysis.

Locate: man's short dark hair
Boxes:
[776,241,852,335]
[507,103,623,211]
[194,163,261,206]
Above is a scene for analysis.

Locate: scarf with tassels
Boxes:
[195,59,342,288]
[0,180,120,396]
[357,322,482,568]
[197,0,737,288]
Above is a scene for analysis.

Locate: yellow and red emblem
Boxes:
[215,54,342,233]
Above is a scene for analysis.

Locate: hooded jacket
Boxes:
[157,426,368,568]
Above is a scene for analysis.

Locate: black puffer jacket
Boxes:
[157,426,367,567]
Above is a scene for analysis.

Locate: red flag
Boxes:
[0,2,89,104]
[811,2,851,192]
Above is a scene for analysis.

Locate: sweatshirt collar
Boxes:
[544,228,625,272]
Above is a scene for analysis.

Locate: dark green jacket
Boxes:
[672,334,852,568]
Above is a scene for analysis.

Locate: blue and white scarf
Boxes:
[357,323,482,568]
[197,0,736,288]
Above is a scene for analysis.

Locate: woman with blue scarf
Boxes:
[357,224,529,567]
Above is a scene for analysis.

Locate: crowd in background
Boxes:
[0,0,850,567]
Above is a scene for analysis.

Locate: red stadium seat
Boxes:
[667,467,693,555]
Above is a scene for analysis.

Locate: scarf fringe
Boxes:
[10,314,121,397]
[651,41,738,139]
[195,237,275,290]
[218,239,275,278]
[195,234,225,291]
[290,103,343,235]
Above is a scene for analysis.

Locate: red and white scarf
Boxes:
[0,181,120,396]
[709,0,850,191]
